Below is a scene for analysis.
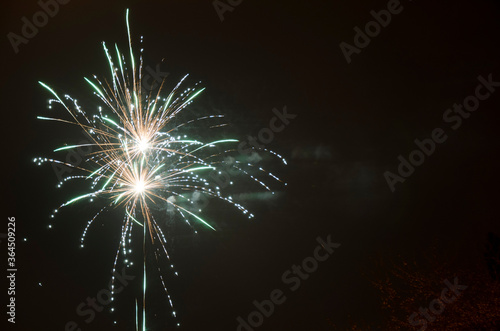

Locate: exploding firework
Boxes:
[35,9,286,330]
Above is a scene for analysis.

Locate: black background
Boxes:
[2,0,500,330]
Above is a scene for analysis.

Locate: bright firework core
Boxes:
[138,138,150,153]
[134,179,146,194]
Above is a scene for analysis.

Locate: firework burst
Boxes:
[35,9,286,330]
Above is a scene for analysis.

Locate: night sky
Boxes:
[3,0,500,330]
